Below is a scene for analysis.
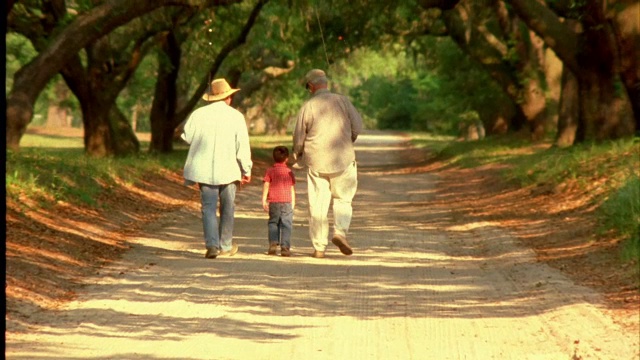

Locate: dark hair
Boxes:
[272,146,289,163]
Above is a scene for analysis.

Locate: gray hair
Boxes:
[310,76,328,86]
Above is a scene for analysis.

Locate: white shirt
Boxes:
[181,101,252,185]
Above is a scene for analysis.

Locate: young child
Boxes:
[262,146,296,256]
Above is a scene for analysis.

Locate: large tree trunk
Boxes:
[61,49,142,157]
[6,0,242,150]
[149,32,180,154]
[82,100,115,158]
[110,106,140,156]
[543,48,563,132]
[513,22,549,141]
[611,1,640,134]
[555,66,580,147]
[577,1,635,139]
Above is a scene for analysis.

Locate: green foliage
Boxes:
[329,37,507,134]
[599,175,640,260]
[5,34,38,94]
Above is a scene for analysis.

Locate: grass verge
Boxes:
[6,133,291,210]
[412,133,640,263]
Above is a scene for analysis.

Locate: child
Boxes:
[262,146,296,256]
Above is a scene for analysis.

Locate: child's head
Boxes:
[272,146,289,164]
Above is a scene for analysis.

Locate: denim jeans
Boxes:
[199,182,237,251]
[268,202,293,249]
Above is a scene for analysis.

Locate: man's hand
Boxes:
[241,175,251,185]
[262,200,269,212]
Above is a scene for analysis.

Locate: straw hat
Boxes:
[202,78,240,101]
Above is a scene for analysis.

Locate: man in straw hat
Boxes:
[293,69,363,258]
[181,78,253,259]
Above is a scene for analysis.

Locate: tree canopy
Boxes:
[6,0,639,155]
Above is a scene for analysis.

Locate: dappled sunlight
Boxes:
[447,221,498,231]
[6,242,85,267]
[72,299,231,318]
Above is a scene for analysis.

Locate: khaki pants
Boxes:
[306,162,358,251]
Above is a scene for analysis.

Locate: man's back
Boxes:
[182,101,252,185]
[294,89,363,174]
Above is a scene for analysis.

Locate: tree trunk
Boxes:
[131,104,139,132]
[611,1,640,134]
[110,106,140,156]
[149,32,180,154]
[82,100,114,157]
[555,66,580,147]
[61,52,140,157]
[513,23,549,141]
[477,99,516,135]
[7,79,39,151]
[577,1,635,140]
[544,45,564,132]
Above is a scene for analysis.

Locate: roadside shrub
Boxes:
[598,175,640,261]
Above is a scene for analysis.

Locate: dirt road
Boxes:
[5,132,639,359]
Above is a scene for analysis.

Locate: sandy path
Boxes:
[5,132,639,359]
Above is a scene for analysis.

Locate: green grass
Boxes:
[599,175,640,261]
[6,132,290,209]
[18,133,85,149]
[412,133,640,263]
[6,148,183,208]
[248,134,293,161]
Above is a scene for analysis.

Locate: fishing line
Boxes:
[314,5,331,69]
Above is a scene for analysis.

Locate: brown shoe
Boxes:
[268,242,278,255]
[332,235,353,255]
[311,250,325,258]
[281,247,291,257]
[219,243,239,256]
[205,247,219,259]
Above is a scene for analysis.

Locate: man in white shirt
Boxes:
[182,78,252,259]
[293,69,363,258]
